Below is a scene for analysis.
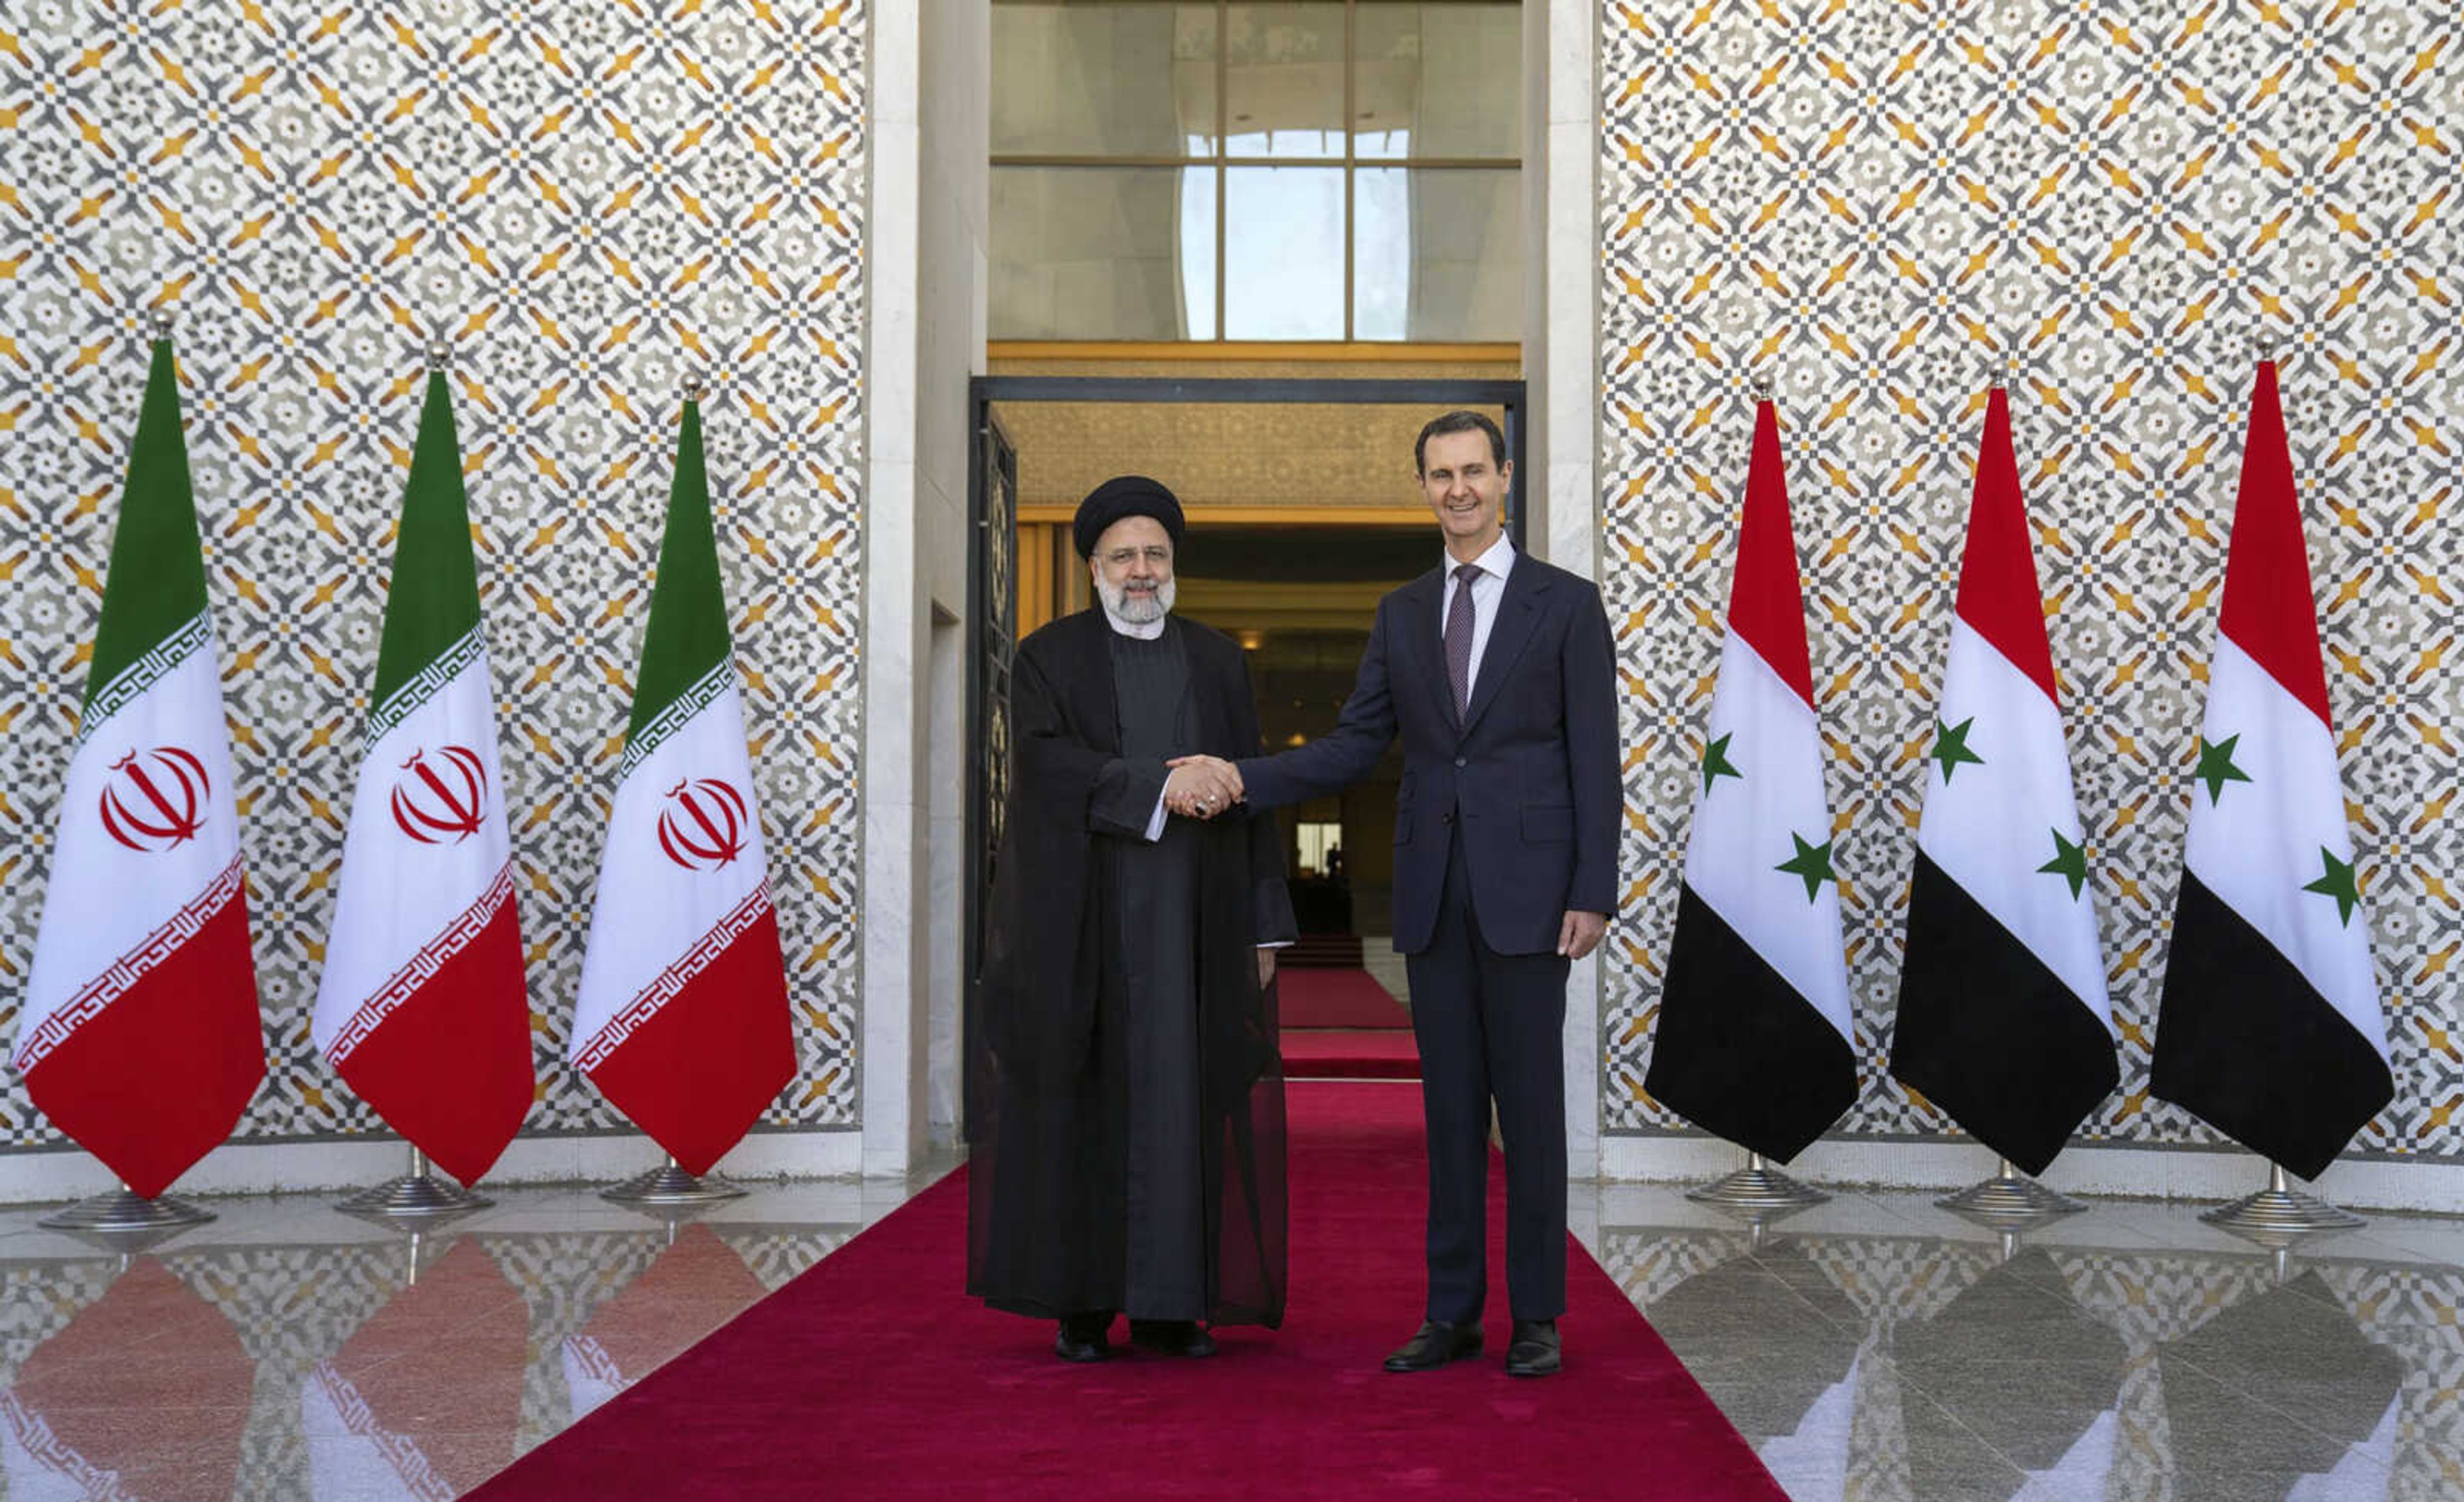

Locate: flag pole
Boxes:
[336,1143,493,1218]
[1684,1148,1829,1213]
[1935,1155,2086,1226]
[2200,1159,2363,1243]
[36,304,222,1245]
[603,1153,749,1209]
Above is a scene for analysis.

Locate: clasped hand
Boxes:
[1164,755,1244,820]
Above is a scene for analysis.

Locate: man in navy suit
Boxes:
[1174,411,1618,1377]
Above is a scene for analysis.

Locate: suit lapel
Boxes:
[1459,560,1553,737]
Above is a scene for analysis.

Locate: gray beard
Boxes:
[1097,576,1174,625]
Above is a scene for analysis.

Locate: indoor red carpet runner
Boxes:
[469,1083,1784,1500]
[1279,1028,1421,1080]
[1276,967,1412,1029]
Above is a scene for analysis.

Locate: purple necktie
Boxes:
[1445,562,1481,719]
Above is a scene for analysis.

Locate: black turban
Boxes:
[1072,475,1185,558]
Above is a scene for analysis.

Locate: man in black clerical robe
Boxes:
[966,476,1296,1363]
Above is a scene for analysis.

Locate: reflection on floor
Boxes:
[4,1167,2459,1498]
[1585,1182,2464,1501]
[0,1177,926,1499]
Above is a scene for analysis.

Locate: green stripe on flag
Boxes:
[85,340,210,711]
[370,372,486,716]
[627,401,733,745]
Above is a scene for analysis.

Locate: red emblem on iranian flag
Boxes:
[657,777,749,871]
[99,746,212,852]
[389,745,490,845]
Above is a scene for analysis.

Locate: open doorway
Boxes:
[963,378,1523,1009]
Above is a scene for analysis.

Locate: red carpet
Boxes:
[1276,966,1412,1029]
[1279,1029,1421,1079]
[470,1083,1783,1500]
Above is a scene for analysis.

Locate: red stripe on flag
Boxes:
[1955,386,2061,703]
[334,895,533,1186]
[2217,361,2335,729]
[24,885,263,1199]
[1728,400,1816,706]
[585,904,794,1176]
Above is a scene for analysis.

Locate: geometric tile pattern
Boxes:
[1597,0,2464,1159]
[0,1,869,1148]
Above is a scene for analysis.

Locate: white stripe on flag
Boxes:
[312,644,516,1061]
[572,672,769,1063]
[1682,632,1855,1044]
[2184,637,2384,1060]
[1916,619,2112,1032]
[17,616,243,1064]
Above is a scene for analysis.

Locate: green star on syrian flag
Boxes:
[2037,829,2089,900]
[1699,732,1742,794]
[2302,847,2360,926]
[1928,716,1986,782]
[2193,734,2252,804]
[1776,833,1836,902]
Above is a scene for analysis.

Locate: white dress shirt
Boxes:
[1439,531,1517,702]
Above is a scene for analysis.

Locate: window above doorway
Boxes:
[990,2,1524,344]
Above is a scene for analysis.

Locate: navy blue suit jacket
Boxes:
[1238,551,1620,956]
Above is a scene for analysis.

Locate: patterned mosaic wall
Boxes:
[0,1,870,1148]
[1597,1,2464,1158]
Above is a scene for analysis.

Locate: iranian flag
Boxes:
[2150,361,2392,1180]
[1645,398,1858,1162]
[12,337,264,1199]
[310,370,533,1186]
[1888,386,2118,1176]
[571,399,792,1175]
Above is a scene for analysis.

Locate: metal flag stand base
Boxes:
[1935,1157,2087,1227]
[335,1146,492,1219]
[602,1156,748,1207]
[1686,1151,1829,1213]
[2200,1162,2363,1245]
[39,1183,214,1236]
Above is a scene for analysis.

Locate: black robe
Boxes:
[966,609,1294,1327]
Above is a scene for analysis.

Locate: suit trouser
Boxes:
[1405,829,1570,1324]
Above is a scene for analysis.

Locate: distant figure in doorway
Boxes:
[966,476,1296,1363]
[1170,411,1618,1378]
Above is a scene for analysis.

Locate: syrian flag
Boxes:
[311,370,533,1185]
[11,337,264,1199]
[1645,399,1858,1162]
[2150,361,2392,1180]
[1888,386,2118,1176]
[571,398,794,1175]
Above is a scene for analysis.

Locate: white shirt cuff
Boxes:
[1143,788,1168,842]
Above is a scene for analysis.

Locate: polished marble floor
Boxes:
[3,1158,2458,1498]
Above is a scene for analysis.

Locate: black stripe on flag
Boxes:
[1889,851,2119,1177]
[1647,883,1858,1163]
[2151,870,2395,1181]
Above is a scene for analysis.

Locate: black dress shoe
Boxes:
[1383,1320,1483,1372]
[1129,1319,1217,1358]
[1055,1312,1113,1363]
[1505,1318,1561,1377]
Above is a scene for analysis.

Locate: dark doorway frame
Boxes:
[963,375,1526,1041]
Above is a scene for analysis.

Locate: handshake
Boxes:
[1163,755,1245,820]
